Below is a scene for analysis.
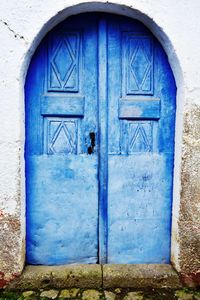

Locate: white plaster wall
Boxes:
[0,0,200,285]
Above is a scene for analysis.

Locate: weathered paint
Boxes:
[98,18,108,264]
[26,14,99,264]
[26,13,176,265]
[106,14,176,263]
[119,99,161,120]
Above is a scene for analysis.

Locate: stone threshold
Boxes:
[6,264,183,291]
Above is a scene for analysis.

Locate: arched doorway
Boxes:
[25,12,176,265]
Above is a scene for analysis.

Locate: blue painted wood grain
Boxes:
[119,99,160,119]
[98,19,108,264]
[26,155,98,264]
[25,13,176,265]
[41,96,85,116]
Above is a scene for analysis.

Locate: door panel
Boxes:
[26,13,176,265]
[26,156,98,264]
[107,16,176,263]
[26,15,99,264]
[107,154,173,263]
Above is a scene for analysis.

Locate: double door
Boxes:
[25,13,176,264]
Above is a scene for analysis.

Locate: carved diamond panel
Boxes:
[128,121,153,153]
[123,34,153,95]
[44,118,77,154]
[48,32,81,92]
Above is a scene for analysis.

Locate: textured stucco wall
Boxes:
[0,0,199,287]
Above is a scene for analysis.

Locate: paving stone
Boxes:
[40,289,59,299]
[58,288,80,298]
[123,291,144,300]
[82,289,102,300]
[114,288,121,294]
[175,290,194,300]
[22,291,37,299]
[104,290,116,300]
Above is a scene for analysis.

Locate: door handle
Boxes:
[88,132,95,154]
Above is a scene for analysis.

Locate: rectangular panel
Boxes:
[44,117,78,155]
[107,154,173,263]
[41,96,85,116]
[122,34,153,95]
[119,98,160,119]
[26,155,98,264]
[48,32,81,92]
[120,120,158,154]
[128,121,153,153]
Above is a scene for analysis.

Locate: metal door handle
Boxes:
[88,132,95,154]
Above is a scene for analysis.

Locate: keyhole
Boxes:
[88,132,95,154]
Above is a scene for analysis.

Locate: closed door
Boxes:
[25,13,176,265]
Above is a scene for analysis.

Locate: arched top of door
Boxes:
[21,2,183,92]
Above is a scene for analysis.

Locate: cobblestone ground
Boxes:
[0,288,199,300]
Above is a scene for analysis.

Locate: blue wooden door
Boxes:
[106,15,176,263]
[26,15,99,264]
[26,13,176,265]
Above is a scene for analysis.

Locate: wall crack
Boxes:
[0,19,28,44]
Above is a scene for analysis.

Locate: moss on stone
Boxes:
[0,288,199,300]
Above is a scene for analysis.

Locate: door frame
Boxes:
[21,2,184,273]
